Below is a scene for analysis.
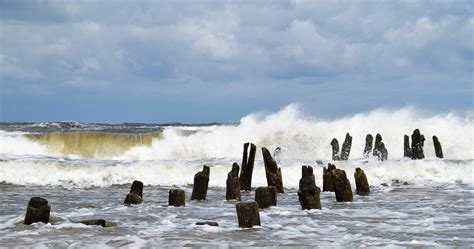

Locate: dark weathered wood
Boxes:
[124,180,144,205]
[322,163,336,192]
[340,133,352,160]
[330,138,340,161]
[240,143,256,191]
[298,165,321,210]
[75,219,117,227]
[196,221,219,226]
[226,162,241,201]
[169,189,185,207]
[411,129,425,159]
[255,186,277,209]
[373,133,382,158]
[24,197,51,225]
[78,219,106,227]
[433,136,443,158]
[262,147,284,193]
[124,193,142,205]
[380,142,388,161]
[373,134,388,161]
[404,135,412,158]
[191,165,210,200]
[354,167,370,196]
[130,180,143,197]
[331,169,353,202]
[236,202,260,228]
[363,134,373,158]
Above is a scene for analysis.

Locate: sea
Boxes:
[0,105,473,247]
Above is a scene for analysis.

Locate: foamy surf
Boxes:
[1,105,473,160]
[0,157,472,187]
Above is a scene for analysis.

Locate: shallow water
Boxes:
[1,182,473,247]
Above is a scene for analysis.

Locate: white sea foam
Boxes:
[0,157,471,187]
[116,105,474,160]
[0,131,52,156]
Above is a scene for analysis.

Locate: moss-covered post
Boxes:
[322,163,336,192]
[124,180,143,205]
[331,169,353,202]
[298,165,321,210]
[262,147,284,193]
[226,162,241,201]
[191,166,210,200]
[354,167,370,196]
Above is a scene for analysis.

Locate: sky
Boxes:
[0,0,473,123]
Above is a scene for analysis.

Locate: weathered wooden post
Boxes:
[330,138,340,161]
[404,135,412,158]
[169,189,185,207]
[331,169,353,202]
[240,143,256,191]
[340,133,352,160]
[411,129,425,159]
[24,197,51,225]
[124,180,144,205]
[354,167,370,196]
[255,186,277,209]
[191,165,210,200]
[78,219,106,227]
[226,162,241,201]
[262,147,284,193]
[373,133,382,158]
[298,165,321,210]
[363,134,373,158]
[196,221,219,226]
[433,136,443,158]
[322,163,336,192]
[79,219,117,227]
[380,142,388,161]
[373,134,388,161]
[236,202,261,228]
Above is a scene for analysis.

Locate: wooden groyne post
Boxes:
[226,162,241,201]
[262,147,284,193]
[298,165,321,210]
[124,180,144,205]
[340,133,352,160]
[191,166,210,200]
[236,202,261,228]
[24,197,51,225]
[240,143,256,191]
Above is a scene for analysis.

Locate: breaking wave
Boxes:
[1,105,473,160]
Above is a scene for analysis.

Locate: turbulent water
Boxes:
[1,105,473,247]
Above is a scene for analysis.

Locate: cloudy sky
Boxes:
[0,0,472,123]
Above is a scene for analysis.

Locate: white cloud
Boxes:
[81,58,101,72]
[76,21,100,35]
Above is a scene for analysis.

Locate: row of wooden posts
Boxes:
[23,128,442,228]
[331,128,443,161]
[24,143,371,228]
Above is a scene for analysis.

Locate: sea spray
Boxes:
[0,105,472,188]
[1,105,472,160]
[117,105,473,161]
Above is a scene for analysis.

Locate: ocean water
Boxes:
[1,105,473,247]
